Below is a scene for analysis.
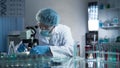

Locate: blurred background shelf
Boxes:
[101,26,120,29]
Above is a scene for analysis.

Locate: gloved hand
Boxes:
[30,45,50,55]
[17,44,27,52]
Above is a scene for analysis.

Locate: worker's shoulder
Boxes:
[54,24,71,34]
[56,24,70,30]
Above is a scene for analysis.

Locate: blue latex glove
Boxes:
[17,44,26,52]
[30,45,50,55]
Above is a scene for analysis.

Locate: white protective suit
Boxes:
[36,24,74,57]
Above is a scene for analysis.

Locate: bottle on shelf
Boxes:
[99,20,104,28]
[103,35,109,43]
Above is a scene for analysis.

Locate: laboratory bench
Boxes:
[0,54,120,68]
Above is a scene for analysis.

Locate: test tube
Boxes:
[73,41,80,58]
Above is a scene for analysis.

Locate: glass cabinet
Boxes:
[98,0,120,51]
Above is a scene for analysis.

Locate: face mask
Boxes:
[40,30,52,37]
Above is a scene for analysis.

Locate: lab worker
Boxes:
[18,8,74,58]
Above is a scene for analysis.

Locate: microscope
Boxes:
[20,26,39,51]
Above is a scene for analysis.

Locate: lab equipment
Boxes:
[8,41,15,55]
[73,41,80,58]
[19,26,39,51]
[85,31,98,45]
[20,26,37,39]
[87,53,93,68]
[30,45,50,55]
[36,8,60,26]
